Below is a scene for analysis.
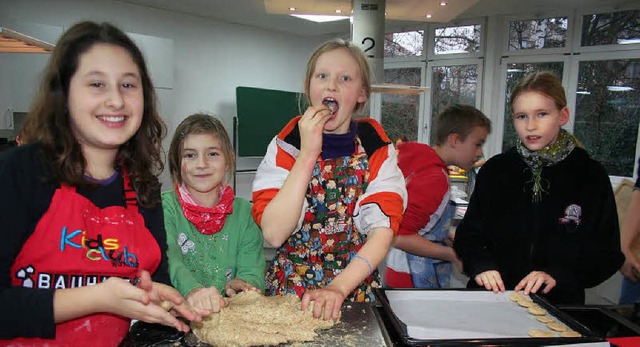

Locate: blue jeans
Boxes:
[619,276,640,304]
[407,201,456,288]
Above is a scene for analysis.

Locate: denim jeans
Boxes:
[407,201,456,288]
[619,276,640,304]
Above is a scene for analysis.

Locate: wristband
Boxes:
[354,255,373,276]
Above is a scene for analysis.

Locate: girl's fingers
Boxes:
[312,297,326,319]
[529,278,543,294]
[322,300,334,321]
[301,290,315,311]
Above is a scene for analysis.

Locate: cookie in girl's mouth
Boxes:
[322,98,339,116]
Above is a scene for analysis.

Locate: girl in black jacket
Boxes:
[453,72,624,305]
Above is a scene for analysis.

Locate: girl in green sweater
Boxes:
[163,114,265,312]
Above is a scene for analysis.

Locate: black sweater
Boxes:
[0,143,170,339]
[453,147,624,305]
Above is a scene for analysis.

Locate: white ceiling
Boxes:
[117,0,635,37]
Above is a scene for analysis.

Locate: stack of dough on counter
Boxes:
[191,291,336,347]
[507,291,582,338]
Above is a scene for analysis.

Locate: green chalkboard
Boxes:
[236,86,305,157]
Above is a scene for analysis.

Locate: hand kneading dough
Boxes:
[191,291,336,347]
[159,300,173,311]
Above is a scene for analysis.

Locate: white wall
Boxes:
[0,0,326,189]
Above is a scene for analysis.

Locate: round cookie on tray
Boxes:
[535,315,555,323]
[528,329,557,338]
[517,299,536,308]
[547,321,568,332]
[560,330,582,337]
[508,291,525,302]
[527,305,547,316]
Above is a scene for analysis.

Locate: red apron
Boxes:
[5,171,161,347]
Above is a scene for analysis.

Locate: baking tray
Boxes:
[374,288,604,346]
[120,302,391,346]
[560,305,640,338]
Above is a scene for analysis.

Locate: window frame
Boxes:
[425,58,485,144]
[382,60,428,142]
[500,12,574,57]
[383,29,427,63]
[573,5,640,54]
[382,5,640,178]
[567,49,640,178]
[427,18,486,60]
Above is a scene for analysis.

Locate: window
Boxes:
[581,10,640,47]
[381,67,422,142]
[384,31,423,58]
[434,25,481,55]
[430,64,480,142]
[508,17,568,50]
[574,58,640,176]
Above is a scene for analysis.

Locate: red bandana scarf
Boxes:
[176,183,235,235]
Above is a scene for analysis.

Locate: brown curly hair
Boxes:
[22,21,166,208]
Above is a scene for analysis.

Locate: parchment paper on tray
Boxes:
[385,290,559,340]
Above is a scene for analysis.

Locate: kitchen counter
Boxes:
[120,302,392,347]
[120,300,640,347]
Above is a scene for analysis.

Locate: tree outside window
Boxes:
[574,59,640,176]
[381,68,421,142]
[508,17,568,50]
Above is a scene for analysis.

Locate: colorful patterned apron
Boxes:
[5,171,161,347]
[266,152,379,302]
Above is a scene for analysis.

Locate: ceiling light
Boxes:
[425,14,432,18]
[335,9,342,14]
[290,14,350,23]
[289,7,295,11]
[440,1,447,6]
[607,86,635,92]
[576,90,591,95]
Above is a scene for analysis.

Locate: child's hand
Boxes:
[450,254,464,273]
[186,286,227,313]
[301,287,344,321]
[620,249,640,282]
[474,270,505,293]
[621,258,640,282]
[298,106,332,157]
[136,271,210,326]
[224,278,260,297]
[96,271,206,332]
[514,271,556,295]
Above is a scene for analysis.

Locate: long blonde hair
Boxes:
[303,38,371,114]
